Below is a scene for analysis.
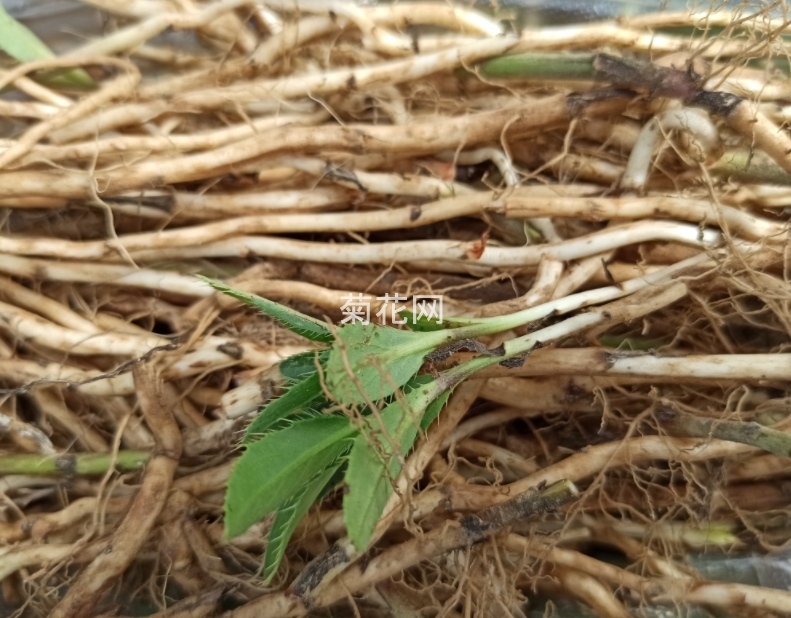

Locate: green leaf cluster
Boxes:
[206,275,564,581]
[206,279,455,581]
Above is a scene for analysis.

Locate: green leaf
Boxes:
[420,388,451,431]
[343,378,446,551]
[280,350,329,381]
[0,5,54,63]
[397,374,450,430]
[343,432,394,553]
[262,461,342,583]
[245,350,335,443]
[326,322,445,405]
[225,415,356,539]
[199,277,334,343]
[243,372,326,443]
[0,5,94,89]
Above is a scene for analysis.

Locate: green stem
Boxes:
[467,51,702,98]
[505,312,604,357]
[472,52,597,80]
[0,450,150,475]
[435,252,705,339]
[434,311,606,392]
[712,149,791,185]
[660,410,791,458]
[440,353,505,385]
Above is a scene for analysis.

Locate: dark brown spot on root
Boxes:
[499,353,528,369]
[291,543,350,607]
[55,454,77,475]
[687,90,743,118]
[217,342,243,360]
[600,351,618,370]
[564,381,588,403]
[324,163,366,192]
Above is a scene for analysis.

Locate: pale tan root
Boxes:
[49,363,182,618]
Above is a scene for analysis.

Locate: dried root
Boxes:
[1,2,791,618]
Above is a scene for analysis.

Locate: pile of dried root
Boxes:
[2,1,791,617]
